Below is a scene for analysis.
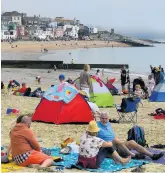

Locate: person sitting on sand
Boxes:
[9,115,54,170]
[134,84,145,99]
[13,82,28,96]
[19,83,27,94]
[97,112,164,160]
[59,74,67,84]
[80,64,93,98]
[8,80,20,91]
[77,120,131,169]
[66,77,74,84]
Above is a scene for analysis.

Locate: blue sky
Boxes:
[2,0,165,37]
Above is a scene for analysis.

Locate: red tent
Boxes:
[32,94,94,124]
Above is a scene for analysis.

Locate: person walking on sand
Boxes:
[120,66,127,93]
[9,115,54,171]
[71,59,74,64]
[36,76,41,84]
[80,64,93,98]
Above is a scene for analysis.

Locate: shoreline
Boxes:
[1,40,129,53]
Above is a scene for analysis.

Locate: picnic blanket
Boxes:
[132,148,165,164]
[49,147,149,172]
[1,161,23,173]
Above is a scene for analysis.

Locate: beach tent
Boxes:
[32,83,94,124]
[149,79,165,102]
[74,75,114,107]
[105,78,119,95]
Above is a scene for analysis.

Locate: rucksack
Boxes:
[127,125,148,147]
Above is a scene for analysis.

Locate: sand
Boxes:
[1,40,129,53]
[1,68,165,172]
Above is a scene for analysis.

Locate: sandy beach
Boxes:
[1,68,165,172]
[1,40,129,53]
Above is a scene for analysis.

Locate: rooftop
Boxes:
[2,11,22,16]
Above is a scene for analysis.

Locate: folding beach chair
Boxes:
[116,97,141,123]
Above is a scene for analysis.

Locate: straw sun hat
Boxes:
[86,120,100,133]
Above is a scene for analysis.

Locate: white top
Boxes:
[79,133,104,158]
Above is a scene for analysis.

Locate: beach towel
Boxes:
[46,147,148,172]
[1,160,23,173]
[132,148,165,164]
[154,114,165,120]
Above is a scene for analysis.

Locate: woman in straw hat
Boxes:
[77,120,131,169]
[79,64,93,99]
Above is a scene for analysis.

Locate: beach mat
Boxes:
[132,148,165,164]
[49,147,149,172]
[1,161,23,173]
[154,115,165,120]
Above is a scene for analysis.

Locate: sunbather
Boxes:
[9,115,54,169]
[97,112,163,160]
[77,120,131,169]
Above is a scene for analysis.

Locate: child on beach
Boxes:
[134,84,145,99]
[36,76,41,84]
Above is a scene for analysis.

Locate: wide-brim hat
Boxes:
[86,120,100,133]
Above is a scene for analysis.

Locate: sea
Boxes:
[39,41,165,78]
[2,40,165,78]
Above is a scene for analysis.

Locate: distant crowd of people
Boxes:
[120,65,164,99]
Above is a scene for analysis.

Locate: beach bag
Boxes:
[1,147,9,164]
[127,125,148,147]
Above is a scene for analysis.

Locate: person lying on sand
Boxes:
[9,115,54,170]
[13,82,28,96]
[77,120,131,169]
[8,80,20,91]
[97,112,163,160]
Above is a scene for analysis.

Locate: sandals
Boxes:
[151,144,165,149]
[152,152,164,160]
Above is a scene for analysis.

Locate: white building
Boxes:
[12,15,22,25]
[33,29,43,36]
[89,26,98,34]
[2,11,23,26]
[1,30,17,40]
[64,25,79,38]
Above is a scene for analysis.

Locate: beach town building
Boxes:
[1,16,12,29]
[55,17,80,27]
[54,28,64,38]
[16,26,25,38]
[1,29,17,40]
[43,27,54,38]
[64,25,79,38]
[1,11,26,26]
[89,26,98,34]
[23,16,40,27]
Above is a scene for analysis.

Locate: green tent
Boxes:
[74,75,114,107]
